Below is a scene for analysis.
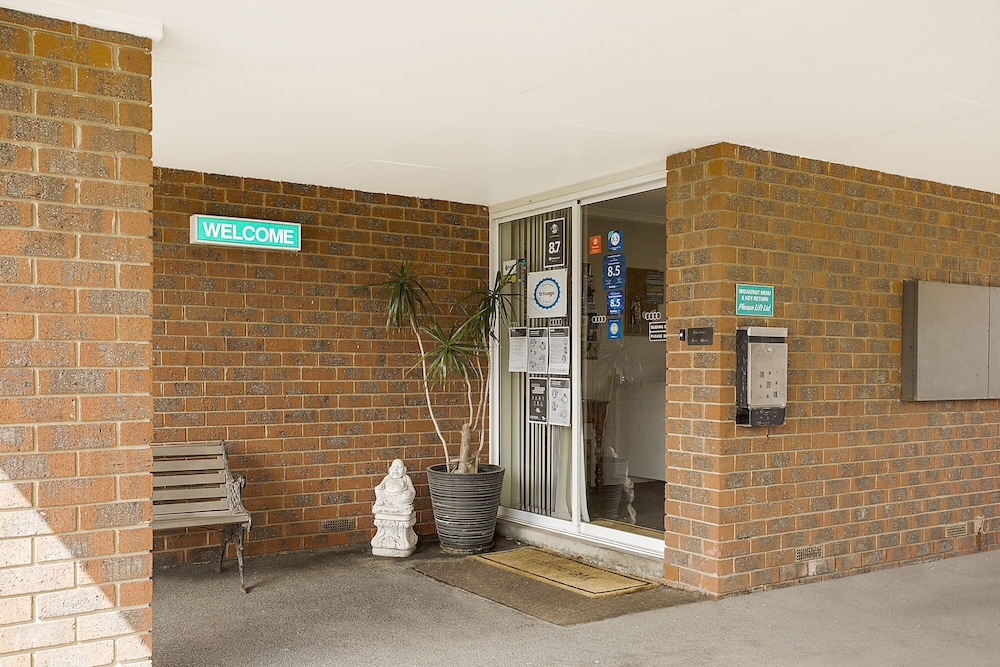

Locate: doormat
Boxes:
[590,519,664,541]
[414,548,704,626]
[473,547,656,598]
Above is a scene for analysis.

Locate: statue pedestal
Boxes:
[371,510,417,557]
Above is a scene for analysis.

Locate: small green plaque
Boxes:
[736,284,774,316]
[189,215,301,251]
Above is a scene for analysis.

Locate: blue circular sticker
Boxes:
[533,277,561,310]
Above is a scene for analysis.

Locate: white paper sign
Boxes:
[528,328,549,374]
[508,327,527,372]
[548,377,571,426]
[527,269,568,319]
[548,327,570,376]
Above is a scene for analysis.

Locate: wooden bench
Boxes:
[152,441,252,592]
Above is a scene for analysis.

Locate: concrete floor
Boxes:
[152,541,1000,666]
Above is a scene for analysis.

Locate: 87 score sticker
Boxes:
[544,218,566,268]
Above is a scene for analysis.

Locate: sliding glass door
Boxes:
[580,193,666,538]
[496,207,575,520]
[493,180,666,553]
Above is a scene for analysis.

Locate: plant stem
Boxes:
[410,317,451,469]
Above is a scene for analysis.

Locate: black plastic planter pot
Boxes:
[425,463,505,554]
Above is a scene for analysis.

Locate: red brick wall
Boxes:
[664,143,1000,596]
[151,168,489,565]
[0,9,153,664]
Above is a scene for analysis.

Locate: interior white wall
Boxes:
[583,211,666,482]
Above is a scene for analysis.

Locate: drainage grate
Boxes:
[795,546,823,562]
[322,519,353,532]
[945,523,968,538]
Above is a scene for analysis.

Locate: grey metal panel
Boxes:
[747,342,787,407]
[905,281,990,401]
[991,288,1000,398]
[900,281,918,401]
[745,326,787,338]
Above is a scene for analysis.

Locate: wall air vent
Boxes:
[945,523,969,538]
[795,546,823,562]
[322,519,353,532]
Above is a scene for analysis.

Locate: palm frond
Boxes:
[365,260,429,330]
[421,319,480,386]
[456,264,519,347]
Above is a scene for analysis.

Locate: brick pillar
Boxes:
[0,9,153,664]
[663,143,743,596]
[665,142,1000,598]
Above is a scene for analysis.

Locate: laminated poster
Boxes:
[528,327,549,374]
[528,377,548,423]
[548,327,570,376]
[548,377,571,427]
[508,327,527,373]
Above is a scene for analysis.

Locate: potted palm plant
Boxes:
[368,260,518,553]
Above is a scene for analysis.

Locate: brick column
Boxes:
[663,143,743,596]
[665,142,1000,598]
[0,9,153,664]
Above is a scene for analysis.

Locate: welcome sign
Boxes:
[190,214,301,251]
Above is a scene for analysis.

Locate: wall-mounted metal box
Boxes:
[736,326,788,426]
[901,280,1000,401]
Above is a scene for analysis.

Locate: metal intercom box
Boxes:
[736,326,788,426]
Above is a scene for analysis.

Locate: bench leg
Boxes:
[216,525,248,593]
[235,526,247,594]
[218,526,231,574]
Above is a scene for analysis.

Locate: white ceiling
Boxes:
[12,0,1000,208]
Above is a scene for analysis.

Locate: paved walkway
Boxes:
[152,542,1000,666]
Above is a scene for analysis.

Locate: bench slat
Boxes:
[154,499,230,515]
[152,510,249,531]
[153,486,227,502]
[151,441,251,592]
[152,444,228,457]
[153,457,225,473]
[153,472,226,488]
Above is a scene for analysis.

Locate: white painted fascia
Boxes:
[490,162,666,222]
[0,0,163,41]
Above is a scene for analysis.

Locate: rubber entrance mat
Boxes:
[414,547,704,626]
[473,547,656,597]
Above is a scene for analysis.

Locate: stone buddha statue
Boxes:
[371,459,417,557]
[373,459,415,514]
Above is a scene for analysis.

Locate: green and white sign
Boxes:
[189,214,301,251]
[736,284,774,316]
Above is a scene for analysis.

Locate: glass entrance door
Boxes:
[496,207,575,520]
[494,182,666,550]
[580,192,666,537]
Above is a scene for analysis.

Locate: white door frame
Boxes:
[489,171,667,559]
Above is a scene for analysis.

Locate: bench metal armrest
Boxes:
[221,448,252,532]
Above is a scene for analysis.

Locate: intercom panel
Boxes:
[736,326,788,427]
[748,341,787,407]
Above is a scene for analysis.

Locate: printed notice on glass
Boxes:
[527,269,568,319]
[528,327,549,374]
[508,327,527,372]
[548,377,571,426]
[548,327,570,376]
[528,377,548,423]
